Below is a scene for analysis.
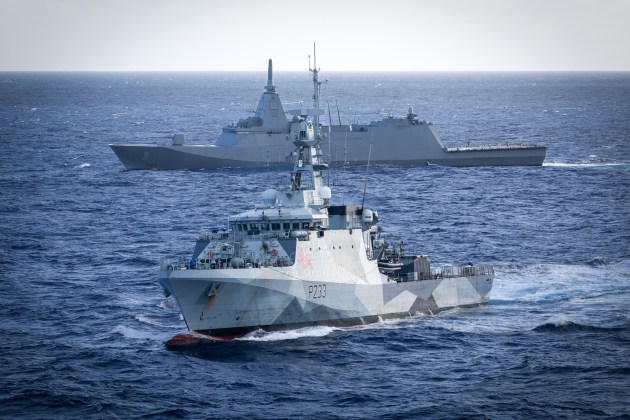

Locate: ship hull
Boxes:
[111,141,546,170]
[430,147,547,167]
[109,143,291,170]
[159,268,493,338]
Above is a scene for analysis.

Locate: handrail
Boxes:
[446,144,545,152]
[435,264,494,278]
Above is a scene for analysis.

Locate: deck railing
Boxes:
[437,264,494,278]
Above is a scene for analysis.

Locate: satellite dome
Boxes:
[319,186,332,200]
[262,189,278,206]
[362,208,374,223]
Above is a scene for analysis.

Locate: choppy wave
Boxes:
[111,324,159,340]
[1,72,629,419]
[533,316,628,333]
[491,260,630,306]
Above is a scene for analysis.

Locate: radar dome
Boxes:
[319,186,332,200]
[362,208,374,223]
[172,133,186,145]
[262,189,278,206]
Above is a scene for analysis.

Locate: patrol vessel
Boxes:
[158,53,494,339]
[110,59,545,169]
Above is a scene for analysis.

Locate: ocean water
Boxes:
[1,71,629,419]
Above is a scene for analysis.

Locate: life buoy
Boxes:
[270,249,278,257]
[207,251,214,259]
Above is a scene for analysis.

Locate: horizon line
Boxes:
[2,69,630,73]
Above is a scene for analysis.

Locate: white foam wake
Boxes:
[241,325,338,342]
[543,162,626,168]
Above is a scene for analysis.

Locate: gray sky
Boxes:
[1,0,629,71]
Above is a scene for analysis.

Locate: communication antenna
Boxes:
[360,130,374,210]
[327,101,333,126]
[327,102,333,186]
[343,127,348,169]
[309,42,321,140]
[266,149,270,182]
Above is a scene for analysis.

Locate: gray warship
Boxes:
[110,59,545,170]
[158,53,494,340]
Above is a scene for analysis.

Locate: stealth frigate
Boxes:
[110,59,545,169]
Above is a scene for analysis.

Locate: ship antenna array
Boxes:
[309,43,320,140]
[361,131,373,210]
[326,100,340,186]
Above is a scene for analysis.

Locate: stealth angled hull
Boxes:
[110,124,546,170]
[159,230,493,338]
[159,271,493,337]
[110,143,290,170]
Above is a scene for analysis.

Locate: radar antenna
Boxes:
[309,42,321,141]
[361,131,373,210]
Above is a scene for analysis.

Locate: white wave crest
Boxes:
[111,324,157,340]
[135,314,162,327]
[540,314,572,327]
[157,299,177,310]
[135,313,183,329]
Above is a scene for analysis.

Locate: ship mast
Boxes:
[310,43,321,141]
[288,44,328,200]
[265,59,275,93]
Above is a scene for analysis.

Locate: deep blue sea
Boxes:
[1,71,629,419]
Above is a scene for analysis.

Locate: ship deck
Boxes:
[445,143,546,152]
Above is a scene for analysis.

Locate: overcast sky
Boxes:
[1,0,629,71]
